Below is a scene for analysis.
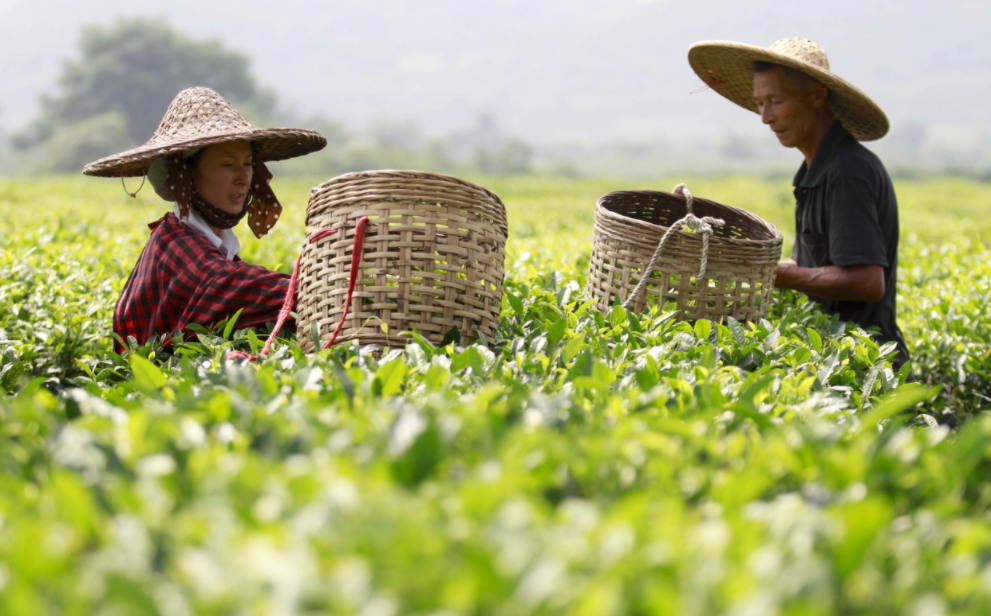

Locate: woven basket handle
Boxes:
[621,183,724,311]
[228,216,369,361]
[672,182,693,213]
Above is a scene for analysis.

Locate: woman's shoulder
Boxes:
[148,212,255,278]
[149,212,217,254]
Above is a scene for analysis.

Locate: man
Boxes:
[687,37,909,370]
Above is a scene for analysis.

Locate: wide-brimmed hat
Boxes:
[83,87,327,177]
[687,38,889,141]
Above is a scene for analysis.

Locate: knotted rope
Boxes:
[121,174,146,198]
[622,183,725,310]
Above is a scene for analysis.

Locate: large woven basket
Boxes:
[584,187,782,321]
[296,170,508,352]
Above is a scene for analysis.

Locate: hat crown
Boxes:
[768,37,831,72]
[147,87,258,147]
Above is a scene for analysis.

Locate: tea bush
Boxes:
[1,175,990,615]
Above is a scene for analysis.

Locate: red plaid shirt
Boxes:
[113,213,292,352]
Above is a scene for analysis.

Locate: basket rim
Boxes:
[597,189,782,246]
[311,169,506,206]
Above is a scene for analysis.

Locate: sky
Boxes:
[3,0,990,152]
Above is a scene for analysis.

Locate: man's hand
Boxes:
[775,262,885,303]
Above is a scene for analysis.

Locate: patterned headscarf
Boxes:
[163,144,283,238]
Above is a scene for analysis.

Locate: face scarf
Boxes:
[164,146,283,238]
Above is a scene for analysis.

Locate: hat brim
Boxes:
[82,127,327,178]
[687,40,889,142]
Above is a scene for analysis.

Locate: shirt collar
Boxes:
[793,122,854,188]
[173,204,241,260]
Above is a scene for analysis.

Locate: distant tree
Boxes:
[36,112,133,174]
[450,114,534,175]
[15,18,276,172]
[475,139,533,175]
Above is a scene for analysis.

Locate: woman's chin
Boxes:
[221,202,245,215]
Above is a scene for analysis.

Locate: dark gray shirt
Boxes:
[792,122,909,368]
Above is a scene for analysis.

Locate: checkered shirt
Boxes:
[113,213,292,352]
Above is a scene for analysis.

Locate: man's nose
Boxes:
[760,105,773,125]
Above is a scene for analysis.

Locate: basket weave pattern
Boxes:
[296,171,507,352]
[584,190,782,321]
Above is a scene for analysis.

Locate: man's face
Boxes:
[752,66,820,151]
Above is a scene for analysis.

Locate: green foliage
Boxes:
[1,175,990,614]
[23,112,133,175]
[899,237,991,421]
[14,18,274,172]
[476,138,533,174]
[272,114,536,178]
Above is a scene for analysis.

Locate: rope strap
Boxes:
[121,174,146,198]
[622,183,725,310]
[228,216,369,361]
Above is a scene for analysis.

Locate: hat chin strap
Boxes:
[189,191,251,230]
[120,174,146,198]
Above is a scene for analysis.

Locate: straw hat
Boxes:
[83,87,327,177]
[687,38,889,141]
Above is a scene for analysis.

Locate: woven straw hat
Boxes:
[687,38,889,141]
[83,87,327,177]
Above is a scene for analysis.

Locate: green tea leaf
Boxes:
[129,354,166,390]
[607,305,626,327]
[694,319,712,341]
[223,308,244,340]
[860,359,886,407]
[507,290,525,321]
[547,317,567,350]
[375,358,408,397]
[562,334,585,364]
[726,317,747,346]
[817,351,841,385]
[859,384,939,429]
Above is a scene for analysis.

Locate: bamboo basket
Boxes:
[584,187,782,322]
[296,170,507,351]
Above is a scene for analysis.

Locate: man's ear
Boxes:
[812,82,829,108]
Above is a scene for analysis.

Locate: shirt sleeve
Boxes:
[826,176,889,269]
[160,228,293,334]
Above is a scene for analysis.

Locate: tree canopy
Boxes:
[15,18,275,172]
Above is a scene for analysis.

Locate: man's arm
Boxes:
[775,262,885,303]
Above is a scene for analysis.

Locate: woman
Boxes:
[82,87,326,352]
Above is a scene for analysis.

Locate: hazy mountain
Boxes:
[3,0,990,172]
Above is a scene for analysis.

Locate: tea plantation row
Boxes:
[0,176,990,615]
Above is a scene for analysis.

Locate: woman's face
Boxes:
[191,141,253,215]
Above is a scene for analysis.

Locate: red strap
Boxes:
[148,215,168,231]
[321,216,368,350]
[227,216,368,361]
[689,79,726,95]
